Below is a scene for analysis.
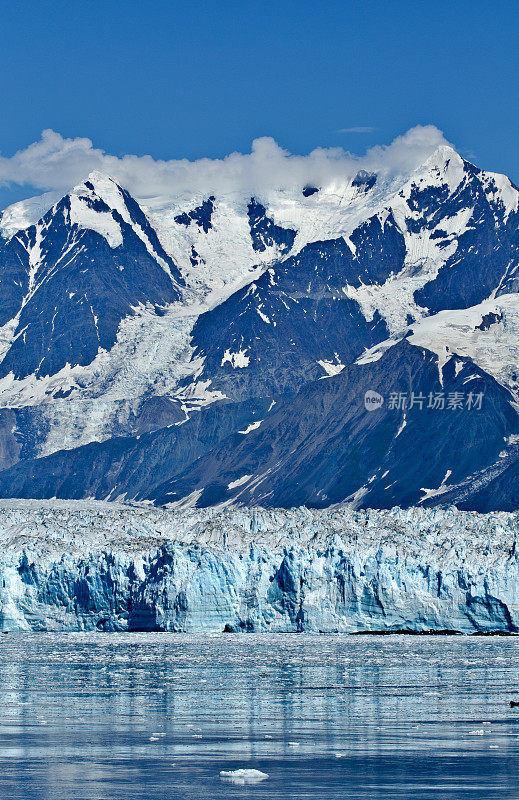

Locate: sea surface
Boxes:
[0,633,518,799]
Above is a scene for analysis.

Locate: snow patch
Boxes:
[69,193,123,248]
[221,349,250,369]
[318,359,345,377]
[227,475,253,490]
[238,421,262,434]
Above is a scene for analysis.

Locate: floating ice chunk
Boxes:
[219,769,269,784]
[287,741,300,747]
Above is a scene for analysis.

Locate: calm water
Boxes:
[0,633,518,799]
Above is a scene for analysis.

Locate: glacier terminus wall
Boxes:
[0,500,518,634]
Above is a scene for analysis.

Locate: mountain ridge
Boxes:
[0,141,517,511]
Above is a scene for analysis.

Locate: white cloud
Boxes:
[337,126,376,133]
[0,125,452,206]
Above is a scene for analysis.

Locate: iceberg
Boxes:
[219,769,269,784]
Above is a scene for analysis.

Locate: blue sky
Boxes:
[0,0,517,208]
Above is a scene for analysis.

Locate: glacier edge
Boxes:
[0,500,518,634]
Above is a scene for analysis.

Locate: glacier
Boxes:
[0,499,518,634]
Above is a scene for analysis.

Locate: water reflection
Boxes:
[0,634,517,799]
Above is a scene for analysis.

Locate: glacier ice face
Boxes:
[0,500,518,635]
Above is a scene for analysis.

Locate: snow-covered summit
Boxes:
[2,144,516,302]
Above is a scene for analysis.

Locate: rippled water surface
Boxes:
[0,634,518,799]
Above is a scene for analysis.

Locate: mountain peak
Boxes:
[71,170,123,205]
[86,169,118,184]
[420,143,464,174]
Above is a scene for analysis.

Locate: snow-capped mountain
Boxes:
[0,141,518,511]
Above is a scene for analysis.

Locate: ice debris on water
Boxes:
[219,769,269,784]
